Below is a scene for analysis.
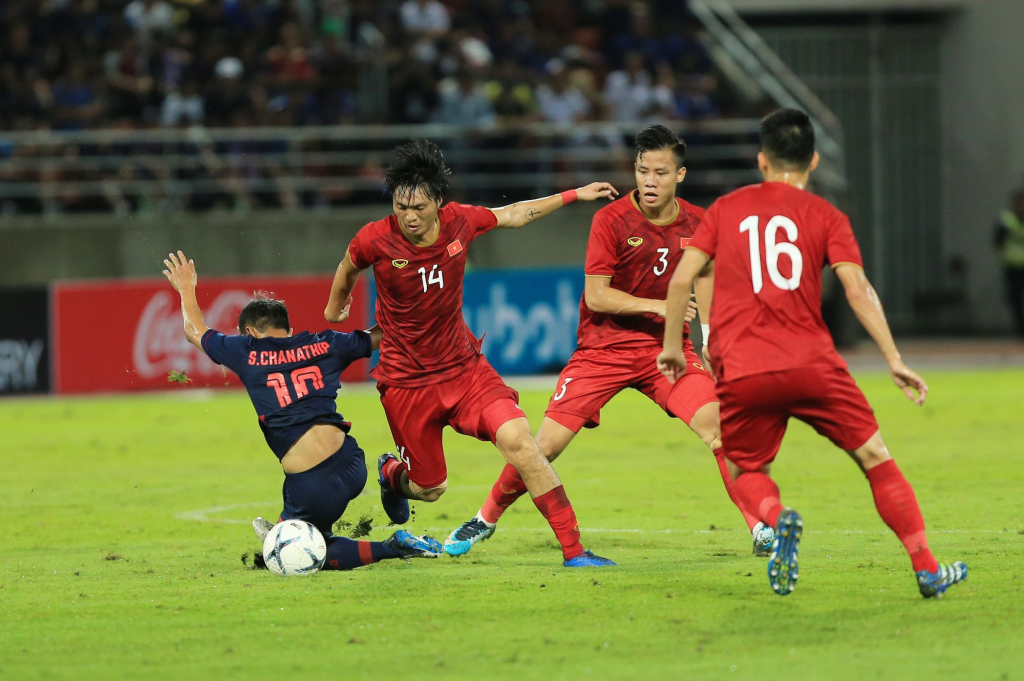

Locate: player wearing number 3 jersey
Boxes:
[446,126,774,559]
[326,140,619,567]
[659,109,966,598]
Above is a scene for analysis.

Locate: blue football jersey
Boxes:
[200,328,373,460]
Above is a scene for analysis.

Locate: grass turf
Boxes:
[2,369,1022,680]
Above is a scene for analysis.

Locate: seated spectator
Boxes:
[433,69,496,130]
[266,23,316,85]
[161,80,204,127]
[485,59,536,124]
[400,0,451,37]
[676,73,721,121]
[124,0,175,44]
[50,64,104,130]
[536,62,590,127]
[105,37,157,121]
[604,51,654,122]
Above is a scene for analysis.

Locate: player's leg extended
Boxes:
[273,436,444,570]
[446,417,578,556]
[650,351,773,554]
[847,431,967,597]
[494,417,614,567]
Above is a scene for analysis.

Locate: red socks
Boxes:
[480,464,529,524]
[532,485,585,561]
[380,457,410,498]
[732,471,784,529]
[713,450,761,532]
[866,459,938,573]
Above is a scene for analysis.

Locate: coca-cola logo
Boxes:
[132,289,253,379]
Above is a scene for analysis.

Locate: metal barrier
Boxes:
[0,120,782,215]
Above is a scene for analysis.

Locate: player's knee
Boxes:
[503,433,542,465]
[535,433,563,461]
[415,480,448,502]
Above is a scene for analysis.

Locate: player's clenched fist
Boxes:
[162,250,197,292]
[656,348,686,384]
[575,182,619,202]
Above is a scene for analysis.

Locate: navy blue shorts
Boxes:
[280,435,367,537]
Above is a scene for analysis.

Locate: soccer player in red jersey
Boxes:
[658,109,967,598]
[445,125,774,558]
[325,140,618,567]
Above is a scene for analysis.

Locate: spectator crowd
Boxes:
[0,0,730,214]
[0,0,725,131]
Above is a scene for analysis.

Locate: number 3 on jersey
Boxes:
[653,248,670,276]
[418,264,444,292]
[740,215,803,293]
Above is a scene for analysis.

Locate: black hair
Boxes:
[384,139,451,204]
[760,109,815,170]
[238,293,289,334]
[634,124,686,168]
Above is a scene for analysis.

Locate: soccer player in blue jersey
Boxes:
[162,250,443,570]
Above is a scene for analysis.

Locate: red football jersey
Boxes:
[577,190,705,350]
[688,182,863,381]
[347,202,498,387]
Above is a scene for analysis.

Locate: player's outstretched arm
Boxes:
[162,250,209,350]
[834,263,928,405]
[489,182,618,229]
[326,250,363,323]
[658,248,711,383]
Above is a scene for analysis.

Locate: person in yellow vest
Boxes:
[994,190,1024,337]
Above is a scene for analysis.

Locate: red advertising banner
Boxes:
[52,275,368,395]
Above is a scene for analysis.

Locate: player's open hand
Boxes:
[684,294,698,324]
[162,251,197,293]
[657,347,686,384]
[889,359,928,406]
[576,182,619,202]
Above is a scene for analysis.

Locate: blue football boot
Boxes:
[377,453,410,525]
[444,515,496,556]
[383,530,443,559]
[767,508,803,596]
[917,561,968,598]
[564,550,616,567]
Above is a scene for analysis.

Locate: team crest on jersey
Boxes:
[627,237,643,247]
[392,259,409,268]
[693,362,706,372]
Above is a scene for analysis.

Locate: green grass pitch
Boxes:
[3,369,1023,680]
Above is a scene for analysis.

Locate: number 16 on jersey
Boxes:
[740,215,803,293]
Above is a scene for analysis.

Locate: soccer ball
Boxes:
[262,520,327,576]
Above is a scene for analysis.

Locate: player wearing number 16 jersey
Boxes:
[161,251,443,571]
[659,109,966,598]
[445,126,772,558]
[325,140,618,567]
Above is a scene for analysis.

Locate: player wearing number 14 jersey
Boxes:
[325,140,619,567]
[445,126,773,558]
[659,109,967,598]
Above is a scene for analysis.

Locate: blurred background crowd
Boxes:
[0,0,726,132]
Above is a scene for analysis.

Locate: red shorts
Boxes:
[376,355,523,489]
[717,362,879,472]
[544,342,716,433]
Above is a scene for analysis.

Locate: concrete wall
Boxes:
[0,202,606,285]
[939,0,1024,332]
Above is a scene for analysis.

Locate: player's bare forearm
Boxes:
[162,250,208,349]
[835,264,899,363]
[585,276,664,316]
[490,182,618,229]
[663,250,709,352]
[326,251,362,323]
[366,324,382,351]
[694,262,714,326]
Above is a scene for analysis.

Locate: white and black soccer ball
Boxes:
[262,519,327,576]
